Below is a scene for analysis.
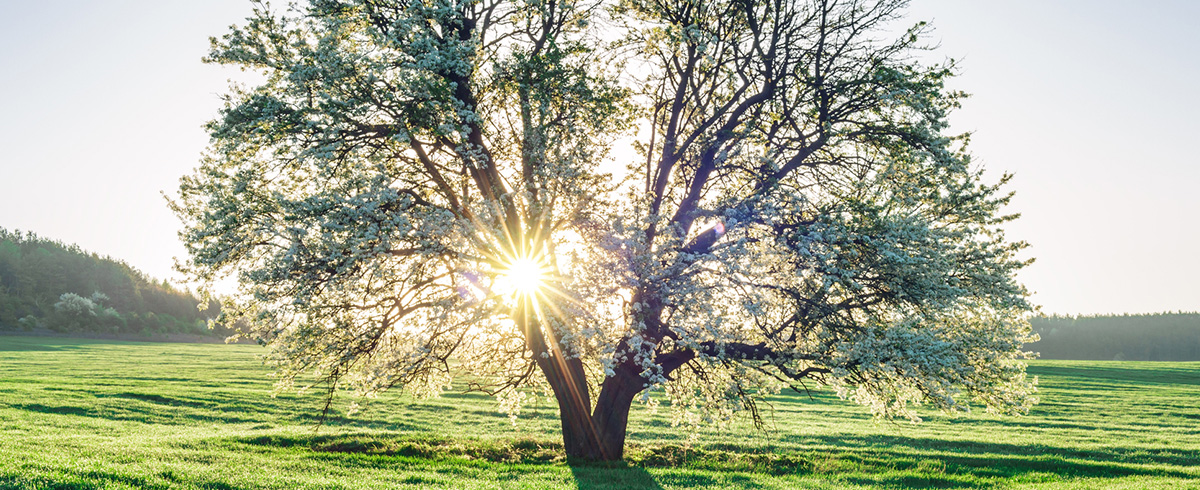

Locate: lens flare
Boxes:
[500,256,547,296]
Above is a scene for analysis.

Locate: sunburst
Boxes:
[502,256,548,295]
[494,252,553,300]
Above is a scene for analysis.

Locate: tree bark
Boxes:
[517,296,610,460]
[540,347,698,460]
[531,328,645,460]
[522,296,705,460]
[588,369,644,460]
[539,360,642,461]
[536,352,605,459]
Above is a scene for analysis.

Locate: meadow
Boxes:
[0,336,1197,489]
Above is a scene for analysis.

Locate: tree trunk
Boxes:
[534,343,695,460]
[589,370,644,460]
[517,297,624,460]
[539,356,641,461]
[536,353,604,459]
[520,299,683,461]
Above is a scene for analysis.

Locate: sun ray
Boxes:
[503,256,546,295]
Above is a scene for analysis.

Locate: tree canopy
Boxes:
[175,0,1037,460]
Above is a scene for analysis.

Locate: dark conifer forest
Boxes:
[0,227,229,338]
[1028,313,1200,361]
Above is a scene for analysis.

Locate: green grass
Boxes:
[0,336,1197,489]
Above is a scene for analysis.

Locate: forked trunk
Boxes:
[588,370,643,460]
[536,354,604,459]
[519,299,646,461]
[537,353,644,461]
[517,300,619,460]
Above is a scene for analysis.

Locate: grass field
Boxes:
[0,336,1197,489]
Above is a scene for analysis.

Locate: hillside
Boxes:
[0,227,227,338]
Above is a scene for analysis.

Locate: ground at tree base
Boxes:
[0,337,1197,489]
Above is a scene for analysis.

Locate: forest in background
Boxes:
[1,226,1197,357]
[0,227,230,338]
[1029,313,1200,361]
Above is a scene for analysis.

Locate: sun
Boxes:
[499,255,549,296]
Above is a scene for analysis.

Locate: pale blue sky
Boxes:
[1,1,1196,315]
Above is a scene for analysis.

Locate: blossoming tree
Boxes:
[174,0,1037,460]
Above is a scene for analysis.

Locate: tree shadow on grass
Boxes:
[0,342,70,352]
[12,402,261,425]
[4,468,248,490]
[1028,364,1200,386]
[568,461,664,490]
[230,432,668,489]
[231,432,564,464]
[223,432,1196,488]
[785,433,1196,480]
[11,393,424,430]
[3,469,161,490]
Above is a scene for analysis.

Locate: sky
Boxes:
[1,1,1197,315]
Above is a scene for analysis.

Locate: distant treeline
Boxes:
[0,228,231,338]
[5,226,1198,356]
[1028,313,1200,361]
